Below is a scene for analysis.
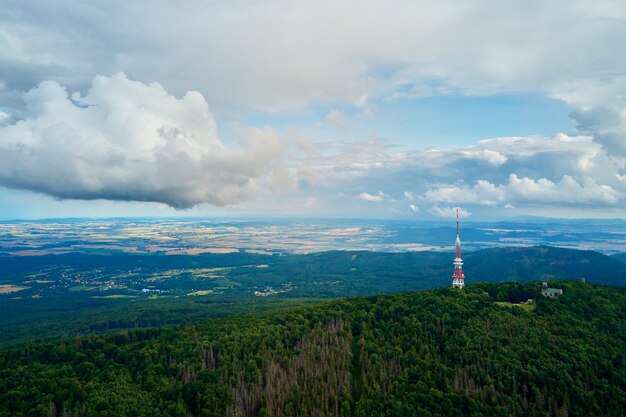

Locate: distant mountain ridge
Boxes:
[611,252,626,264]
[465,246,626,287]
[1,245,625,347]
[2,245,625,291]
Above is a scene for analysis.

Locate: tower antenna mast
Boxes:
[452,208,465,289]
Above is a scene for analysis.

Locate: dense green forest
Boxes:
[2,246,625,346]
[1,281,624,416]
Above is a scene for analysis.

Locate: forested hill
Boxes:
[3,245,626,347]
[278,246,626,293]
[612,252,626,265]
[464,246,626,286]
[1,281,624,417]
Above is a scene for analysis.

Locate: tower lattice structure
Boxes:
[452,208,465,289]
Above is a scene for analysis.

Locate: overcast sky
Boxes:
[1,0,626,219]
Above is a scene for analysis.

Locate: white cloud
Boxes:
[428,205,471,218]
[0,73,288,209]
[3,1,626,113]
[0,111,8,123]
[409,204,419,212]
[569,105,626,157]
[325,108,348,129]
[404,133,603,181]
[293,138,399,187]
[285,130,626,216]
[459,149,507,166]
[2,1,626,218]
[420,174,620,207]
[359,191,386,202]
[422,180,505,206]
[477,134,599,160]
[507,174,620,204]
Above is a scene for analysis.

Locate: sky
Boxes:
[1,0,626,220]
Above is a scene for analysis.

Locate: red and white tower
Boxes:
[452,208,465,289]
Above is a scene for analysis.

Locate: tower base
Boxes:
[452,278,465,289]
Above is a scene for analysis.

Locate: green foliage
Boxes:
[2,246,625,346]
[0,281,624,416]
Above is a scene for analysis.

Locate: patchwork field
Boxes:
[0,284,30,294]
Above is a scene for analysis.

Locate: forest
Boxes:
[2,246,626,346]
[1,280,624,416]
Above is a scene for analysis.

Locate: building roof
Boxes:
[541,287,563,295]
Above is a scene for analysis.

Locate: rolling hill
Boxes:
[1,246,625,346]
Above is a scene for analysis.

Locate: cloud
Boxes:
[290,131,626,216]
[570,106,626,157]
[325,108,348,129]
[409,204,419,212]
[294,138,398,186]
[459,149,507,166]
[2,1,626,218]
[422,180,505,206]
[3,1,626,113]
[359,191,386,202]
[0,73,288,209]
[506,174,620,204]
[0,111,8,124]
[402,133,603,184]
[428,205,471,218]
[421,174,620,207]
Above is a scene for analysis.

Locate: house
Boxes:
[541,282,563,298]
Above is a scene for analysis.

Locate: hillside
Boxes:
[464,246,626,287]
[612,252,626,265]
[1,281,624,416]
[2,246,626,346]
